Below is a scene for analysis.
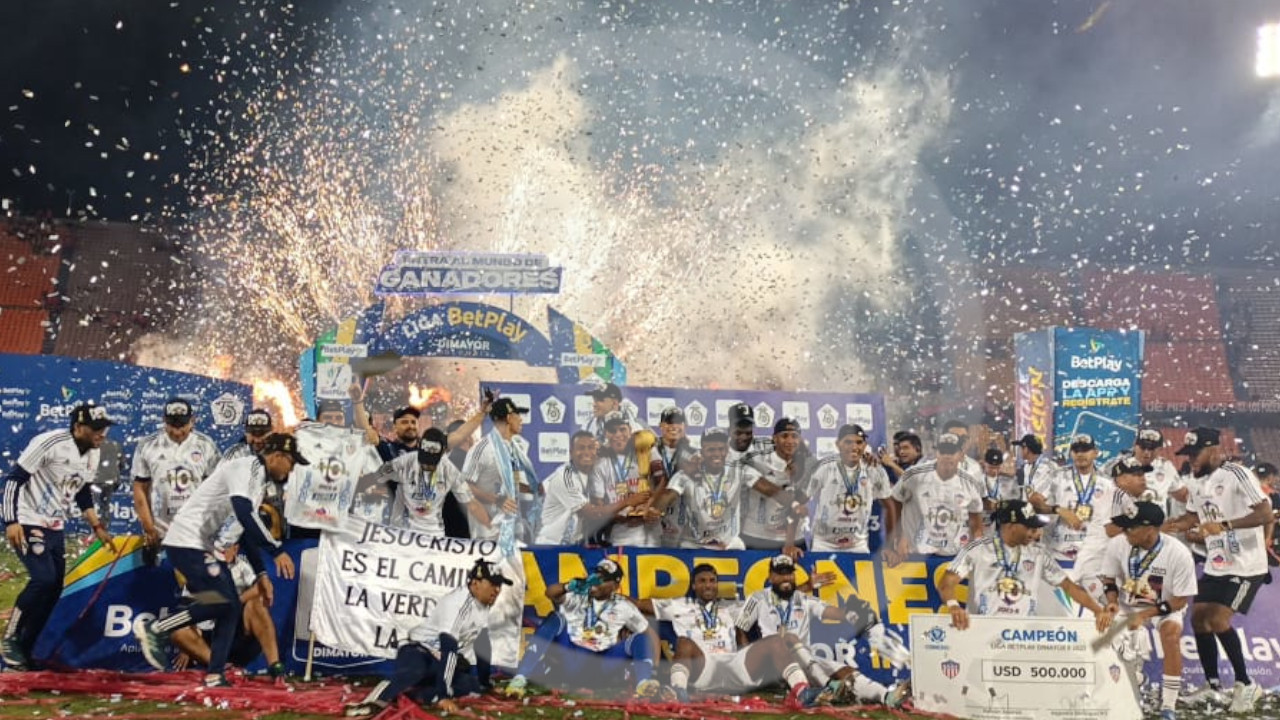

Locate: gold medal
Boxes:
[710,502,726,519]
[843,493,862,515]
[1075,504,1093,522]
[703,627,718,640]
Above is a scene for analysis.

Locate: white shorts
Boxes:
[692,649,757,694]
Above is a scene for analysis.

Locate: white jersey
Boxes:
[371,454,473,536]
[293,421,382,527]
[1102,454,1183,512]
[589,450,657,547]
[1100,533,1197,613]
[807,457,892,552]
[1021,456,1057,494]
[652,597,741,656]
[726,436,774,467]
[1191,462,1270,577]
[581,410,644,444]
[536,463,592,545]
[407,584,492,664]
[736,588,831,640]
[6,430,100,529]
[652,442,698,548]
[461,433,535,542]
[739,451,802,543]
[131,429,221,530]
[218,440,256,466]
[1035,466,1114,564]
[560,592,648,652]
[667,465,753,548]
[163,456,282,556]
[892,462,983,556]
[947,536,1067,617]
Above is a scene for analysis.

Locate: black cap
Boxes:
[701,427,729,444]
[660,407,686,424]
[773,417,801,435]
[728,402,754,428]
[490,397,529,419]
[984,448,1005,466]
[245,409,273,435]
[468,558,513,586]
[261,433,310,465]
[417,427,448,466]
[990,500,1048,528]
[1112,501,1165,529]
[70,403,113,430]
[936,432,964,454]
[1176,427,1220,456]
[1135,428,1165,450]
[769,554,797,573]
[892,429,917,442]
[163,398,193,424]
[838,424,867,441]
[317,399,345,415]
[587,383,623,401]
[1255,462,1277,479]
[1012,433,1044,454]
[595,557,624,582]
[1069,434,1097,452]
[393,406,421,421]
[1112,457,1154,478]
[602,411,629,431]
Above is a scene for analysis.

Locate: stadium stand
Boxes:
[976,267,1082,340]
[1219,272,1280,401]
[0,308,50,354]
[0,224,60,354]
[1142,340,1236,407]
[1081,269,1223,341]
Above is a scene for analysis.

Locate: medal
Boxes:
[710,502,726,519]
[837,461,864,517]
[1075,504,1093,521]
[842,493,862,515]
[1071,469,1097,521]
[703,627,718,640]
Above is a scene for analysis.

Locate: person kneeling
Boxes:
[344,559,511,717]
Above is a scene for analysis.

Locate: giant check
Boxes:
[910,615,1141,720]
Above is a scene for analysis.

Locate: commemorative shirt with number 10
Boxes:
[291,422,380,529]
[10,430,101,529]
[372,453,473,536]
[560,592,648,652]
[807,456,891,552]
[947,536,1066,617]
[651,597,741,655]
[735,588,830,640]
[131,428,222,531]
[891,462,983,556]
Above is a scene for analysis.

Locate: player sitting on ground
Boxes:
[735,554,910,708]
[502,558,659,700]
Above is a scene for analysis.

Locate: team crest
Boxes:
[925,626,947,644]
[1109,664,1121,683]
[191,451,204,467]
[942,659,960,679]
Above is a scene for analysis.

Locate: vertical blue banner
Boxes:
[1050,328,1144,463]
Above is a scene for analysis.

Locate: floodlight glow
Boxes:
[1259,23,1280,78]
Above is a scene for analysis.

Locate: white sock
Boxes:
[783,663,807,689]
[1162,675,1180,711]
[670,663,689,690]
[3,607,21,639]
[852,674,890,703]
[792,645,829,685]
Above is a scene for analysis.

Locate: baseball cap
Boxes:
[1176,427,1220,456]
[316,399,345,415]
[1111,501,1165,529]
[245,409,273,436]
[1069,434,1097,452]
[163,398,193,425]
[838,424,867,441]
[1112,457,1154,478]
[1255,462,1277,480]
[660,407,686,424]
[489,397,529,419]
[936,432,964,454]
[70,404,113,430]
[417,427,448,466]
[588,383,623,401]
[595,557,624,582]
[984,448,1005,466]
[701,427,730,444]
[1011,433,1044,454]
[989,500,1048,528]
[393,406,421,421]
[602,411,629,431]
[1135,428,1165,450]
[728,402,754,427]
[468,558,514,586]
[261,433,310,465]
[769,554,797,573]
[773,417,801,436]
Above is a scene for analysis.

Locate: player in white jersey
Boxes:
[1067,457,1149,603]
[652,407,699,548]
[1167,428,1273,712]
[736,554,908,708]
[1012,433,1054,491]
[343,558,512,717]
[134,434,305,687]
[806,425,893,553]
[589,414,661,547]
[503,558,657,700]
[941,420,983,484]
[738,418,812,555]
[725,402,774,466]
[1101,502,1198,720]
[654,428,765,550]
[633,564,820,706]
[536,432,640,545]
[1102,429,1184,513]
[0,404,116,671]
[1028,434,1114,568]
[886,432,983,565]
[940,500,1112,626]
[580,383,645,444]
[460,398,533,545]
[371,428,493,536]
[219,409,274,465]
[132,398,222,547]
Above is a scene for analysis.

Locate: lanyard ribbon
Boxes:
[1129,538,1163,580]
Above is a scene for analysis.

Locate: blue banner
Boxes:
[1050,328,1144,462]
